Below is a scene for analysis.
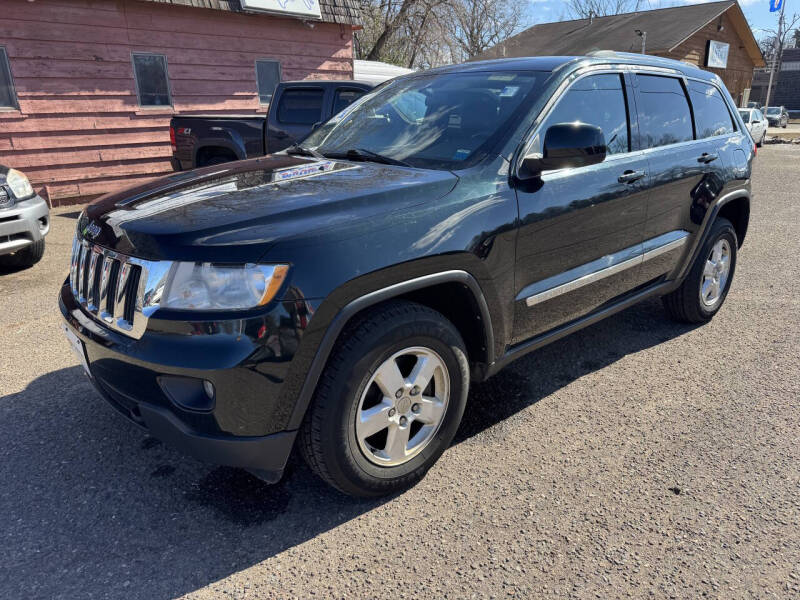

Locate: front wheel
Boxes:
[662,217,737,323]
[299,300,469,497]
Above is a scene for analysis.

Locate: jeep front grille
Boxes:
[69,235,170,339]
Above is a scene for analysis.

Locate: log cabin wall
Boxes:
[658,11,756,106]
[0,0,354,206]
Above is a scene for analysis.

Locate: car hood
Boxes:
[80,155,458,262]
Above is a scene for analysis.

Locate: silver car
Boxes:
[738,108,767,146]
[0,165,49,268]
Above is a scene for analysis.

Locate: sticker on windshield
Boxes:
[488,74,517,81]
[499,86,520,97]
[453,149,471,160]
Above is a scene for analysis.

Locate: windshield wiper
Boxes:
[326,148,413,168]
[285,144,325,160]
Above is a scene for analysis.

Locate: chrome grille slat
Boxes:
[98,256,114,323]
[77,243,89,302]
[86,248,101,311]
[68,234,162,340]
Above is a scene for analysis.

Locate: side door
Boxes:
[512,71,651,344]
[633,74,731,282]
[266,86,326,153]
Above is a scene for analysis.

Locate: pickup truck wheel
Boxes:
[299,300,469,497]
[662,217,737,323]
[0,239,45,268]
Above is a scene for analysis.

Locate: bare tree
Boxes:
[447,0,526,60]
[759,9,800,106]
[354,0,527,68]
[566,0,639,19]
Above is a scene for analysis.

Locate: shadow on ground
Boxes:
[0,297,695,599]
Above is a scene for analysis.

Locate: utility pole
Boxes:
[765,0,787,108]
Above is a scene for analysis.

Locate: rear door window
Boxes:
[277,88,324,124]
[333,88,365,114]
[537,73,630,155]
[689,81,735,138]
[636,75,693,148]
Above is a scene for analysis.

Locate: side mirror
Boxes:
[520,123,607,179]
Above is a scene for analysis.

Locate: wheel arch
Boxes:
[285,270,495,430]
[717,195,749,248]
[195,144,240,167]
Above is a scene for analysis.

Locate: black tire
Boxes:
[662,217,737,324]
[299,300,469,497]
[0,238,45,269]
[756,132,764,147]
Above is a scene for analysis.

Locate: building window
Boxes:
[782,61,800,71]
[132,53,172,107]
[256,60,281,105]
[0,47,19,109]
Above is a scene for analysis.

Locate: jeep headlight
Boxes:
[161,263,289,311]
[6,168,34,200]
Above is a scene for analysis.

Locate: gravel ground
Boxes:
[1,147,798,599]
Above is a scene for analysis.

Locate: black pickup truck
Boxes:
[170,80,373,170]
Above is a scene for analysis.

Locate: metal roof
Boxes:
[138,0,361,26]
[474,1,763,67]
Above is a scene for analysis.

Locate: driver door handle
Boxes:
[618,169,645,184]
[697,152,718,163]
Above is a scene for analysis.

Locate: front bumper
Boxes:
[0,194,49,256]
[59,280,309,481]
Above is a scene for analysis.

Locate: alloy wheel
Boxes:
[355,346,450,467]
[700,238,731,308]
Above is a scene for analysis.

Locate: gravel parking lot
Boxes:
[1,146,799,599]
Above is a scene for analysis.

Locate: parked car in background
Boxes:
[62,53,752,497]
[170,80,373,169]
[738,108,767,146]
[746,101,762,110]
[0,165,49,269]
[764,106,789,128]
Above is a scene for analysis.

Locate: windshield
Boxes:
[738,110,750,123]
[766,107,780,115]
[303,70,546,170]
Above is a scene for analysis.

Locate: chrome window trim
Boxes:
[522,230,690,307]
[515,65,741,175]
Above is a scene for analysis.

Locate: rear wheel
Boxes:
[662,217,737,323]
[0,239,45,269]
[299,300,469,497]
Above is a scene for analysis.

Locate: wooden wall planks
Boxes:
[0,0,354,205]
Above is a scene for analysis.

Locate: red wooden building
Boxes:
[0,0,360,205]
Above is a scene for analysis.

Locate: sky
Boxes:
[526,0,794,42]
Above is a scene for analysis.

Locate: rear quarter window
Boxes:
[689,81,735,138]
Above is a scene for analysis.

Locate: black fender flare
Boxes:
[285,270,495,430]
[676,188,750,282]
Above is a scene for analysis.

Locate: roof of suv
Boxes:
[419,53,718,83]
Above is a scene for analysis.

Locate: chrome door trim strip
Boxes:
[523,230,690,307]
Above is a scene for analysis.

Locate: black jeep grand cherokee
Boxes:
[60,53,753,497]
